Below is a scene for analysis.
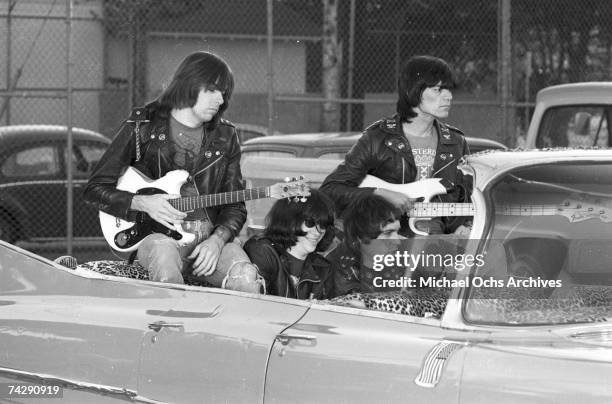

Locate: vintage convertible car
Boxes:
[1,149,612,403]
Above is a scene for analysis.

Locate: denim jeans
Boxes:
[137,229,263,293]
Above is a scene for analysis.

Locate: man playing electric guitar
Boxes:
[84,51,260,291]
[321,55,472,236]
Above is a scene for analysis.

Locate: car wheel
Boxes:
[0,214,17,243]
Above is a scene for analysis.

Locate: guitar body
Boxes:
[99,168,196,253]
[100,167,311,252]
[359,175,450,201]
[359,175,453,235]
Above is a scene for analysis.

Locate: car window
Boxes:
[64,142,107,177]
[1,145,60,177]
[536,106,610,148]
[465,161,612,325]
[241,150,296,158]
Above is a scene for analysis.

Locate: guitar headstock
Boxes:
[269,176,311,201]
[560,194,612,223]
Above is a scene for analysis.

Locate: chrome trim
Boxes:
[0,366,167,403]
[275,333,317,346]
[414,341,465,388]
[148,321,184,332]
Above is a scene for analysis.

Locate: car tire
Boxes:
[0,214,17,243]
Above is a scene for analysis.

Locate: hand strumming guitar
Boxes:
[131,194,187,230]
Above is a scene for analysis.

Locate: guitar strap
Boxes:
[126,107,150,162]
[126,107,149,264]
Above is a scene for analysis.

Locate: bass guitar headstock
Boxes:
[560,194,612,223]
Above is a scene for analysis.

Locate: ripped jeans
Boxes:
[137,230,264,294]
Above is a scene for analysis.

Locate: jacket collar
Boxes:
[379,114,458,144]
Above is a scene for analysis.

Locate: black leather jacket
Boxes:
[320,114,470,235]
[84,102,247,238]
[244,236,333,300]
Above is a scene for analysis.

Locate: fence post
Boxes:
[499,0,513,146]
[346,0,356,132]
[266,0,274,135]
[65,0,74,255]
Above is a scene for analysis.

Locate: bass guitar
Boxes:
[359,175,611,235]
[100,167,310,252]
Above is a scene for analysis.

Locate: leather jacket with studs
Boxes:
[320,114,471,236]
[84,101,247,239]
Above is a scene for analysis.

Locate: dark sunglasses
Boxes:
[304,217,332,232]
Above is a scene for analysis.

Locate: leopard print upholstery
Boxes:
[329,288,451,318]
[467,285,611,324]
[75,260,211,287]
[329,285,612,323]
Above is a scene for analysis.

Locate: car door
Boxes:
[137,289,310,403]
[264,301,467,403]
[0,245,151,402]
[0,141,65,239]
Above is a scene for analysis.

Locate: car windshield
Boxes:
[536,105,611,148]
[465,161,612,325]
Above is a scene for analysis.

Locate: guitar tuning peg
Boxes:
[300,197,307,202]
[299,175,305,180]
[291,177,297,182]
[284,177,290,182]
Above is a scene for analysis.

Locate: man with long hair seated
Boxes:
[244,189,336,299]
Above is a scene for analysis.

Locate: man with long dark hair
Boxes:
[85,51,259,291]
[321,55,471,236]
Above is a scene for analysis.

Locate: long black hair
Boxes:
[264,189,335,252]
[396,55,456,123]
[342,193,402,254]
[155,51,234,127]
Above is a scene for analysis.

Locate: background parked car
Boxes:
[524,82,612,149]
[240,131,507,235]
[0,125,110,244]
[241,131,507,160]
[235,123,281,144]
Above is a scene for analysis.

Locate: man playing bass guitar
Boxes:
[84,51,260,291]
[321,55,472,237]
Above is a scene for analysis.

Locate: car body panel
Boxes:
[0,242,309,403]
[265,303,465,403]
[2,149,612,403]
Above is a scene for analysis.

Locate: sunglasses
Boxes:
[304,217,332,232]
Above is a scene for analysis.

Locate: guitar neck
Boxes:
[409,203,475,217]
[169,187,269,211]
[408,203,565,217]
[496,204,562,216]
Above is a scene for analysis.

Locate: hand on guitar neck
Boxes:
[373,188,416,212]
[131,193,187,230]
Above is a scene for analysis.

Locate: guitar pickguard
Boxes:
[112,187,184,250]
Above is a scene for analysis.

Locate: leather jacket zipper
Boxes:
[193,155,223,179]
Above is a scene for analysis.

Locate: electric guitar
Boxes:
[359,175,612,235]
[100,167,310,252]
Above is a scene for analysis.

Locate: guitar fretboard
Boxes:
[497,204,561,216]
[409,203,474,217]
[169,187,270,211]
[409,203,575,217]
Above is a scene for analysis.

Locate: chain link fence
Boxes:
[2,0,612,259]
